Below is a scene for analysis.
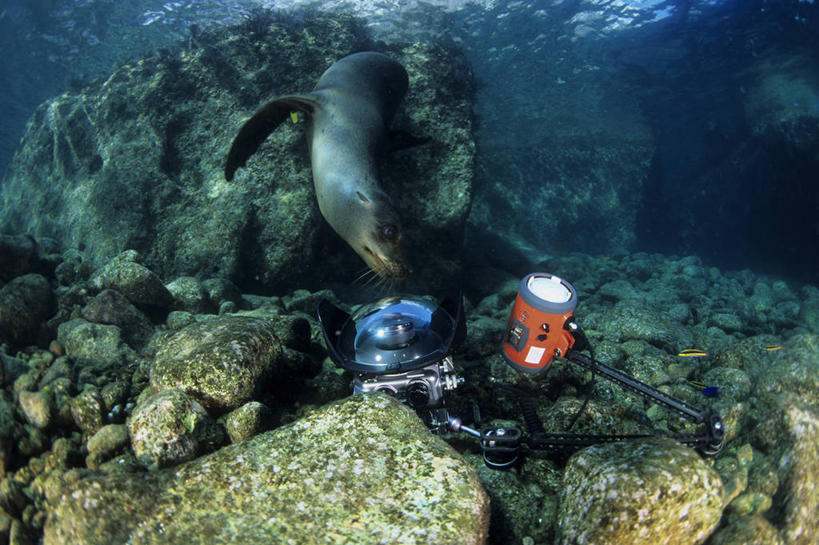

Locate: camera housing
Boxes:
[317,294,465,429]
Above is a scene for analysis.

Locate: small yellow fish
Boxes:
[677,349,709,358]
[763,345,782,352]
[290,112,299,124]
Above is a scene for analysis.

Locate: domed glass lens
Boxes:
[347,295,450,371]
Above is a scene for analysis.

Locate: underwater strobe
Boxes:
[502,273,578,374]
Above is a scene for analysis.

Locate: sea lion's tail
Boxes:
[224,94,318,181]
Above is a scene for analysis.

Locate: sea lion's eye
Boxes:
[382,224,399,241]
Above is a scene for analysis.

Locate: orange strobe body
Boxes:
[502,273,578,374]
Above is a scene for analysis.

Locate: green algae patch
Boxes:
[44,394,489,545]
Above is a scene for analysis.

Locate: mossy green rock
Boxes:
[150,315,281,412]
[18,390,54,430]
[90,252,172,308]
[81,288,154,348]
[57,318,123,367]
[706,515,783,545]
[224,401,272,443]
[45,394,490,544]
[595,301,693,351]
[87,424,130,455]
[557,437,723,545]
[776,404,819,545]
[128,389,223,470]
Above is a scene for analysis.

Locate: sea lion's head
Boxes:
[350,190,407,279]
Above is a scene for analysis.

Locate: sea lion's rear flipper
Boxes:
[224,94,319,181]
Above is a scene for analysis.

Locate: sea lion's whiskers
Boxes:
[354,268,376,285]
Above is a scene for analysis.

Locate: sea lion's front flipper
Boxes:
[224,94,319,181]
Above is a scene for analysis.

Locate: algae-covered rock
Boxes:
[775,404,819,545]
[69,389,106,435]
[150,315,282,413]
[165,276,215,314]
[18,390,54,430]
[557,437,723,545]
[90,251,172,308]
[223,401,272,443]
[81,289,154,349]
[707,515,783,545]
[128,388,224,470]
[87,424,129,456]
[593,300,693,351]
[45,394,489,545]
[0,273,54,346]
[57,319,123,367]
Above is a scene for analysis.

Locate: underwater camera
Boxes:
[317,294,466,430]
[318,273,724,467]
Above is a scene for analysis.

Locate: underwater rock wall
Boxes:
[0,13,475,292]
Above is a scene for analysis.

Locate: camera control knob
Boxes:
[406,381,431,409]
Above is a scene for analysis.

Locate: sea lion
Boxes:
[225,51,408,279]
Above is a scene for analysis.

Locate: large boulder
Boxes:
[557,437,724,545]
[44,394,490,545]
[0,14,474,292]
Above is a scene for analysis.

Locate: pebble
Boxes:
[17,391,53,430]
[87,424,130,455]
[224,401,273,443]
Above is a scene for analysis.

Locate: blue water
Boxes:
[0,0,817,285]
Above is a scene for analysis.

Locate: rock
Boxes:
[0,396,20,475]
[597,279,640,302]
[594,301,693,351]
[0,274,54,346]
[38,356,73,389]
[270,315,311,353]
[727,492,772,517]
[706,515,783,545]
[150,315,282,413]
[165,276,215,314]
[776,404,819,545]
[0,234,42,282]
[57,319,123,367]
[224,401,272,443]
[165,310,195,330]
[80,289,154,349]
[0,18,474,292]
[69,389,106,435]
[201,278,243,309]
[0,353,28,388]
[710,312,743,332]
[0,478,26,518]
[17,391,54,430]
[45,394,489,545]
[557,437,724,545]
[128,389,224,470]
[86,424,129,456]
[90,252,172,308]
[0,511,9,543]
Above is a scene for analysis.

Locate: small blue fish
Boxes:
[688,380,721,398]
